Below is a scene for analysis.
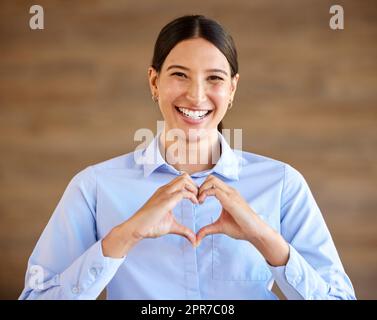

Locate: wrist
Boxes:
[102,222,141,258]
[248,222,289,267]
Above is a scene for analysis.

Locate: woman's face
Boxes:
[148,37,239,137]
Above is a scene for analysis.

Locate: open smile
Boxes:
[174,106,213,123]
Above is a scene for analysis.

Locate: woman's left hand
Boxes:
[196,175,290,266]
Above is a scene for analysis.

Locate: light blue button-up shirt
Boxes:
[19,132,356,300]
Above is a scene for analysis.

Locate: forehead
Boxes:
[162,38,230,72]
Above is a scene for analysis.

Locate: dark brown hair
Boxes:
[151,15,238,132]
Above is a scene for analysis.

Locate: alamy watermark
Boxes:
[329,5,344,30]
[29,4,344,31]
[28,264,45,290]
[29,5,44,30]
[134,121,243,166]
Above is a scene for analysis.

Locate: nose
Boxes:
[186,79,207,105]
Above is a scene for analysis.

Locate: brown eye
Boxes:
[172,72,187,78]
[208,75,224,81]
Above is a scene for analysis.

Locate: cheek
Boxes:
[160,79,185,101]
[209,85,231,105]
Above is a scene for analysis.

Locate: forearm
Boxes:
[248,219,290,267]
[102,220,142,258]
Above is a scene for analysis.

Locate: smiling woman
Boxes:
[148,15,239,174]
[149,15,238,132]
[19,15,356,300]
[150,38,237,129]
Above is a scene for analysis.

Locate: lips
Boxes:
[175,106,213,120]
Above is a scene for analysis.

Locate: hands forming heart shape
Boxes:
[102,171,290,266]
[127,172,264,248]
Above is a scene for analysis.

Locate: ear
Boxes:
[230,73,240,101]
[148,66,159,97]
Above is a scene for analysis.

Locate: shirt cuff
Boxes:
[267,244,329,300]
[59,240,126,299]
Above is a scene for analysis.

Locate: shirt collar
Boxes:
[139,131,241,181]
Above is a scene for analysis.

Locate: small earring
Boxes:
[228,99,233,109]
[152,95,158,103]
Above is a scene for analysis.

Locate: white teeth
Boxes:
[177,107,209,119]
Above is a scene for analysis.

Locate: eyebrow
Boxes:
[166,64,228,76]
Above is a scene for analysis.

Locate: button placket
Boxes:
[181,199,201,299]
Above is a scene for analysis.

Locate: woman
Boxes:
[19,15,356,300]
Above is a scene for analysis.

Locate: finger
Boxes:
[182,182,199,197]
[170,220,197,247]
[180,172,199,189]
[198,180,216,200]
[165,171,190,188]
[196,222,222,246]
[172,189,199,205]
[198,186,228,204]
[168,173,199,196]
[182,173,199,195]
[198,176,228,198]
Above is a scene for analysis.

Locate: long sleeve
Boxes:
[268,164,356,300]
[19,166,125,300]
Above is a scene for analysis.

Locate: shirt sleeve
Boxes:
[19,166,125,300]
[267,164,356,300]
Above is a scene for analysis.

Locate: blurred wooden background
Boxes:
[0,0,376,299]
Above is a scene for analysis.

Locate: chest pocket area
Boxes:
[212,230,271,281]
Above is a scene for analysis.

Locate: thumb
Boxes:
[196,222,222,247]
[169,220,197,247]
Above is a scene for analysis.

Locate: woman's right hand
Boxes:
[102,172,199,258]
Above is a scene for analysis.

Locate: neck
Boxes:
[159,128,221,175]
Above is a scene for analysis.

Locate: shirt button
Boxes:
[71,285,80,294]
[90,267,98,277]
